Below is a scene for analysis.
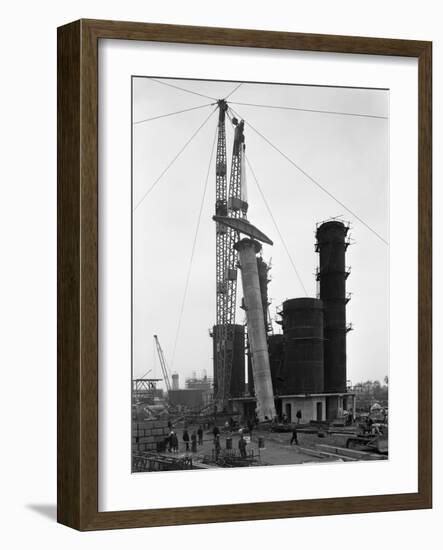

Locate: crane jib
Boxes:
[212,215,274,246]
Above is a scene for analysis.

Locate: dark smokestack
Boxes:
[315,221,350,393]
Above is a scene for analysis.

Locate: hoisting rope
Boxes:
[229,100,388,120]
[245,154,309,296]
[148,77,217,101]
[223,82,243,100]
[134,107,217,211]
[170,123,219,369]
[133,102,214,125]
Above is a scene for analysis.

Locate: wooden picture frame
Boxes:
[57,19,432,530]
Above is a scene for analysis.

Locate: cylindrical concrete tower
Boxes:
[281,298,325,393]
[257,256,270,333]
[247,256,270,396]
[235,238,276,421]
[315,221,350,393]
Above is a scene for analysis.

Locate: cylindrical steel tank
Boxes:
[212,324,245,398]
[281,298,324,394]
[316,221,349,393]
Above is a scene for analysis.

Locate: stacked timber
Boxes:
[132,420,170,454]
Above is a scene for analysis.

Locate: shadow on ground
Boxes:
[26,504,57,522]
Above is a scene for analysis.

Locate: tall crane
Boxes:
[153,334,172,393]
[214,101,248,409]
[214,100,228,407]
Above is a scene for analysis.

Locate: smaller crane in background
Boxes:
[154,334,172,393]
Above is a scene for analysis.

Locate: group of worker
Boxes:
[164,421,252,459]
[165,425,204,453]
[212,424,249,459]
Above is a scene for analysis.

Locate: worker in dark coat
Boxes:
[296,410,302,424]
[238,434,247,458]
[197,425,203,446]
[290,427,298,445]
[191,431,197,453]
[167,430,175,452]
[212,424,220,442]
[170,431,179,453]
[182,429,190,452]
[214,434,221,460]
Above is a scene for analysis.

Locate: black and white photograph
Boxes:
[1,0,436,542]
[131,76,389,472]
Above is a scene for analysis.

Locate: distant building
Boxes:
[172,373,179,390]
[185,374,212,391]
[168,388,206,409]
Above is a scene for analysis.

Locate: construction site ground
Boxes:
[154,424,387,469]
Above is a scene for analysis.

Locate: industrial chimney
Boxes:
[315,221,350,394]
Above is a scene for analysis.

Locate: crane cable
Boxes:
[133,102,214,125]
[245,155,309,297]
[134,107,217,211]
[224,82,243,100]
[148,77,217,101]
[229,100,388,120]
[229,106,389,245]
[170,122,218,370]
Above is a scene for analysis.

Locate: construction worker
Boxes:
[182,429,190,452]
[170,431,178,453]
[191,431,197,453]
[214,434,221,460]
[290,427,298,445]
[212,424,220,442]
[197,425,203,446]
[168,431,175,453]
[296,410,302,424]
[238,434,247,458]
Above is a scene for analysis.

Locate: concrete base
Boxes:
[229,393,356,424]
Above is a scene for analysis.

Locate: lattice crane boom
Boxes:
[214,107,247,409]
[154,334,172,393]
[214,100,229,406]
[222,119,247,405]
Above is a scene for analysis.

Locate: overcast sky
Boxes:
[132,77,389,390]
